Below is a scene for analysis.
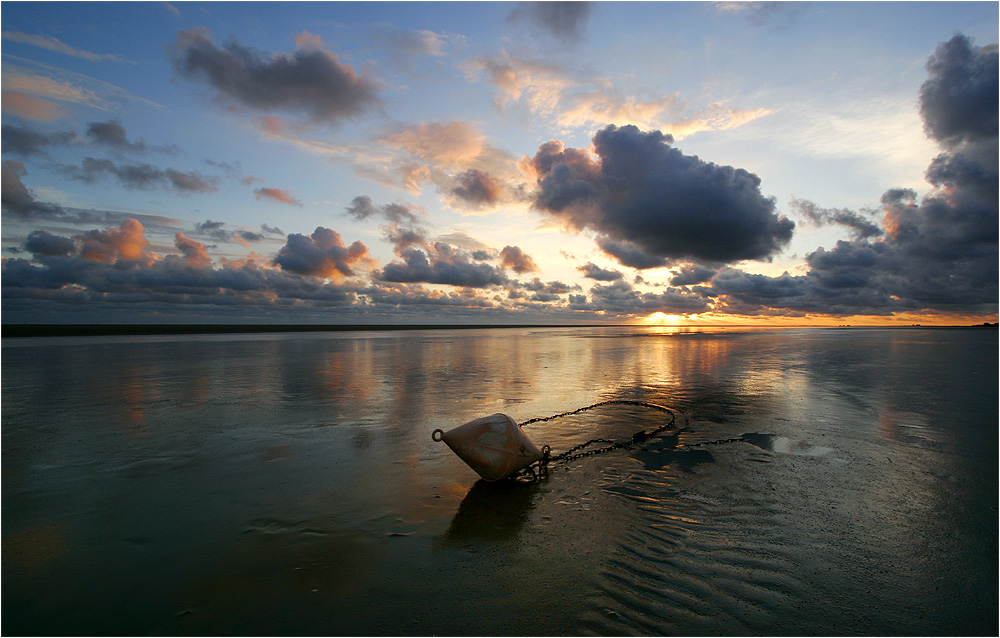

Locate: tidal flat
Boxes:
[3,326,997,635]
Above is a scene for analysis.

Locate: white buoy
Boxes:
[432,413,543,481]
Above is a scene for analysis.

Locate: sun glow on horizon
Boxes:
[642,312,685,325]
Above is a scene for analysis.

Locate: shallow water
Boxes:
[2,326,997,635]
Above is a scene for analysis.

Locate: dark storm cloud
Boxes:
[506,2,593,42]
[790,197,883,240]
[378,246,509,288]
[669,264,717,286]
[61,157,218,193]
[450,169,503,205]
[2,123,75,156]
[1,161,64,218]
[168,29,381,123]
[2,250,363,311]
[499,245,538,274]
[702,35,998,320]
[261,223,285,236]
[595,237,669,270]
[586,279,710,314]
[530,125,794,267]
[272,227,371,278]
[24,229,76,257]
[507,277,575,302]
[697,265,902,318]
[919,34,998,151]
[576,262,623,281]
[345,195,422,226]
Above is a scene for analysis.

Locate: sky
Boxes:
[1,1,997,326]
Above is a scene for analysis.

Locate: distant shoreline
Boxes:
[2,323,996,338]
[0,323,585,338]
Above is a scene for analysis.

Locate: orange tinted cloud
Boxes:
[174,232,212,268]
[254,187,302,206]
[1,91,69,121]
[499,245,539,274]
[80,218,150,263]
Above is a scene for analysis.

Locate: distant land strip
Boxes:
[1,324,591,338]
[2,323,996,338]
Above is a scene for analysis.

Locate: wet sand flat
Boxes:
[3,326,997,635]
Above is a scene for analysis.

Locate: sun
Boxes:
[643,312,683,325]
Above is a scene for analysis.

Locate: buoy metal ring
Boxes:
[431,428,444,442]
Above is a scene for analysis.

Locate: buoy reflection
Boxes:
[442,479,541,543]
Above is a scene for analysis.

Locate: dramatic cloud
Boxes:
[450,169,503,206]
[669,264,717,286]
[506,2,593,42]
[919,34,998,153]
[273,227,371,279]
[79,218,151,263]
[61,157,218,193]
[577,262,624,281]
[499,245,539,274]
[529,125,794,267]
[699,34,998,317]
[595,237,669,270]
[790,197,883,240]
[174,232,212,268]
[3,237,365,317]
[1,161,63,218]
[254,187,302,206]
[586,279,711,314]
[378,240,509,289]
[168,28,381,123]
[24,229,76,257]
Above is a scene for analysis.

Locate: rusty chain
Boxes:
[513,400,747,481]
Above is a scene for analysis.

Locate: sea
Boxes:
[2,325,997,636]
